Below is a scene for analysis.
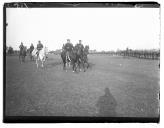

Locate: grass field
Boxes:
[5,54,160,117]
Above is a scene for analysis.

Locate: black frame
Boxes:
[3,2,160,123]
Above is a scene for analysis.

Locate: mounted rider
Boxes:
[29,43,34,54]
[78,40,84,50]
[62,44,65,51]
[84,45,89,55]
[19,42,25,55]
[76,40,84,58]
[19,42,24,51]
[83,45,89,61]
[76,40,84,54]
[64,39,73,61]
[36,40,43,57]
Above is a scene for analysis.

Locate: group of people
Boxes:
[61,39,89,72]
[62,39,89,61]
[19,40,44,57]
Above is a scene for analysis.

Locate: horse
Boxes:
[82,45,90,72]
[32,47,48,68]
[73,46,83,71]
[61,48,78,72]
[19,47,27,63]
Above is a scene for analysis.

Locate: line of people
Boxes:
[62,39,89,61]
[19,40,44,57]
[61,39,90,72]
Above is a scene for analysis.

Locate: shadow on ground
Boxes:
[96,87,117,117]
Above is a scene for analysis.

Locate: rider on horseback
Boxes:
[77,40,84,51]
[30,43,34,53]
[36,40,43,57]
[64,39,73,62]
[19,42,24,51]
[75,40,84,62]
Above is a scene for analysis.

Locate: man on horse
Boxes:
[62,44,65,51]
[83,45,89,64]
[75,40,84,61]
[64,39,73,62]
[19,42,27,62]
[36,40,43,57]
[77,40,84,51]
[29,43,34,53]
[29,43,34,60]
[19,42,24,51]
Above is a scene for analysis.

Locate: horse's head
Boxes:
[32,48,37,56]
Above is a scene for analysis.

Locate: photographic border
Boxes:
[3,2,160,123]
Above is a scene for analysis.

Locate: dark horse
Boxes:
[82,45,90,72]
[19,47,27,63]
[61,48,79,72]
[29,48,34,61]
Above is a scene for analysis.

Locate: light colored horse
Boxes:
[32,47,48,68]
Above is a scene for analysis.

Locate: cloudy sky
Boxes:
[6,8,160,51]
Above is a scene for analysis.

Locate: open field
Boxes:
[5,54,160,117]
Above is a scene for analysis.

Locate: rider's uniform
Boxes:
[30,45,34,53]
[19,44,24,50]
[78,43,84,52]
[36,43,43,56]
[65,43,73,51]
[37,43,43,50]
[64,43,73,61]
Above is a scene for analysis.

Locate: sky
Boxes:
[6,8,160,51]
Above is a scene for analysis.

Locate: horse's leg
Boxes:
[81,58,85,72]
[63,60,65,70]
[23,56,25,62]
[78,59,81,72]
[75,61,78,72]
[20,55,22,64]
[63,62,65,70]
[69,61,71,67]
[19,55,21,63]
[65,56,68,67]
[30,54,32,61]
[42,58,45,68]
[87,61,89,69]
[72,62,75,72]
[42,61,44,68]
[36,58,38,68]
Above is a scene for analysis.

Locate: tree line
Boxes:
[90,48,160,60]
[5,46,160,60]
